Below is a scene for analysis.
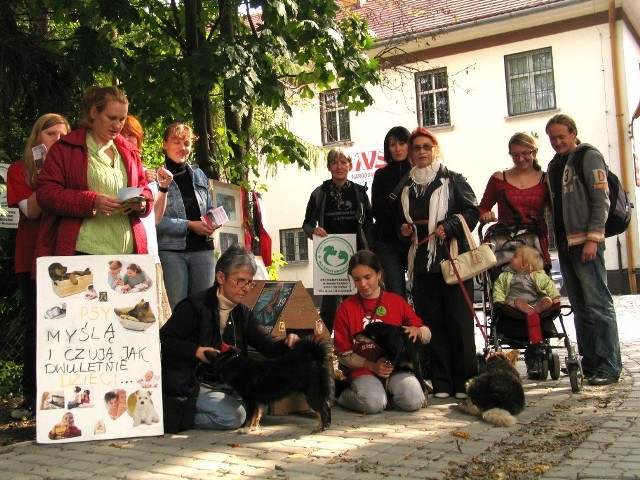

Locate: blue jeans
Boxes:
[373,240,409,298]
[558,243,622,379]
[159,250,216,310]
[194,385,246,430]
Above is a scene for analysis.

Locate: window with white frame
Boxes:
[320,89,350,145]
[505,48,556,116]
[416,68,450,127]
[279,228,308,264]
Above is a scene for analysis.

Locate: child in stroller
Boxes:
[479,222,583,391]
[492,245,561,378]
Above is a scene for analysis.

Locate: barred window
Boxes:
[416,68,450,127]
[279,228,308,264]
[505,48,556,116]
[320,89,350,145]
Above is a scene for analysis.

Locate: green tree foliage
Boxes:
[1,0,378,182]
[0,0,378,293]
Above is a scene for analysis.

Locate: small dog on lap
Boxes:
[353,322,430,405]
[457,349,524,427]
[203,337,332,433]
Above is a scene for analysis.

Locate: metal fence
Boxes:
[0,230,25,364]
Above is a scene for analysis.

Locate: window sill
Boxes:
[423,124,454,134]
[505,108,559,120]
[322,140,354,148]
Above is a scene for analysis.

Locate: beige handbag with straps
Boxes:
[440,214,497,285]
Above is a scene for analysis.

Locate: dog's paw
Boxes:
[456,399,482,417]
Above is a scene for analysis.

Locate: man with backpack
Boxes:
[545,113,622,387]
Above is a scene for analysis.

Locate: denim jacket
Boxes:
[156,163,213,251]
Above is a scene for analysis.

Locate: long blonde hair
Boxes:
[22,114,70,188]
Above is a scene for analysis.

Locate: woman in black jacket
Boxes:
[399,127,479,400]
[371,126,412,297]
[302,147,373,332]
[160,244,299,431]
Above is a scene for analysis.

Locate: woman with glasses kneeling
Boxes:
[160,243,300,432]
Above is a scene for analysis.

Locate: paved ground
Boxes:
[0,296,638,480]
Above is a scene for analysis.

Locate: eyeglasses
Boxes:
[229,277,257,289]
[509,149,536,159]
[412,144,435,152]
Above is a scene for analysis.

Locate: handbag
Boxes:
[440,214,497,285]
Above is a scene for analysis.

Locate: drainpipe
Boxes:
[608,0,637,294]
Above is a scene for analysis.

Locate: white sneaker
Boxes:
[434,392,450,399]
[455,392,468,399]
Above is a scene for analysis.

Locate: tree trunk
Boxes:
[184,0,215,175]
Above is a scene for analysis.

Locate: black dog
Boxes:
[353,322,429,405]
[204,337,332,433]
[458,350,525,426]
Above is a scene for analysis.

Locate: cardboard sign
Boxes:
[36,255,163,443]
[242,280,330,341]
[312,234,356,295]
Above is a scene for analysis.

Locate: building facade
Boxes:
[255,0,640,294]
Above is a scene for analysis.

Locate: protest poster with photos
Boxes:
[36,255,163,444]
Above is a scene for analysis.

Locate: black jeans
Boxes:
[412,273,478,395]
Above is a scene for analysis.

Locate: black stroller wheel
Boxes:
[569,367,582,392]
[540,354,549,380]
[550,353,561,380]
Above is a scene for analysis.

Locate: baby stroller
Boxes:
[476,222,583,393]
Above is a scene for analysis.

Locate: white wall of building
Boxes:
[255,16,640,287]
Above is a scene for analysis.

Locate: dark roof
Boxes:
[344,0,568,43]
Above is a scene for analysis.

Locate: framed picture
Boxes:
[216,225,244,255]
[210,180,242,227]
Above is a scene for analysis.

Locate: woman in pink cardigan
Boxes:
[36,85,153,258]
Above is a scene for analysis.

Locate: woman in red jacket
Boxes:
[7,114,70,419]
[36,85,153,257]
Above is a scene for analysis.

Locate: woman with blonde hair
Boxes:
[156,122,217,309]
[36,85,153,258]
[7,113,70,419]
[302,147,373,332]
[478,132,551,263]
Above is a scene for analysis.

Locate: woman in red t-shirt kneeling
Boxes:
[333,250,431,414]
